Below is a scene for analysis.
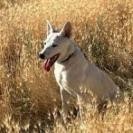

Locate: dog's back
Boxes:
[85,63,117,101]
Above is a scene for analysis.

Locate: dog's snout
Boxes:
[39,53,45,59]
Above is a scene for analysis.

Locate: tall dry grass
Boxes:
[0,0,133,132]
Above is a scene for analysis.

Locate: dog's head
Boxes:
[39,21,72,71]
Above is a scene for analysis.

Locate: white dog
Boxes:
[39,21,118,117]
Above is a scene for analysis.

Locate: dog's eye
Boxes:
[41,42,46,48]
[52,44,57,47]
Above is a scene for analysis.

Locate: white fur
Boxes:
[39,21,119,114]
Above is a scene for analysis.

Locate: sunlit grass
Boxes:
[0,0,133,132]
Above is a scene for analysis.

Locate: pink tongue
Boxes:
[42,54,59,72]
[44,59,51,71]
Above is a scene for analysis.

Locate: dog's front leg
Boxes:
[59,87,68,124]
[60,87,65,112]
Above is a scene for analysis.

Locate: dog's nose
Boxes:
[39,53,45,59]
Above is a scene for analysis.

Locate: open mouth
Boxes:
[43,53,60,72]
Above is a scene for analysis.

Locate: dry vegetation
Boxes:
[0,0,133,132]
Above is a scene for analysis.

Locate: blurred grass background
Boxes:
[0,0,133,132]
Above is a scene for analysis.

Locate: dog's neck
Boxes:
[60,50,75,63]
[59,41,76,64]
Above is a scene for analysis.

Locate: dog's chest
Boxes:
[54,63,83,89]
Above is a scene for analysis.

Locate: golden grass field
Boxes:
[0,0,133,132]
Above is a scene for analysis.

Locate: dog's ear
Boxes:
[60,22,72,38]
[47,20,54,36]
